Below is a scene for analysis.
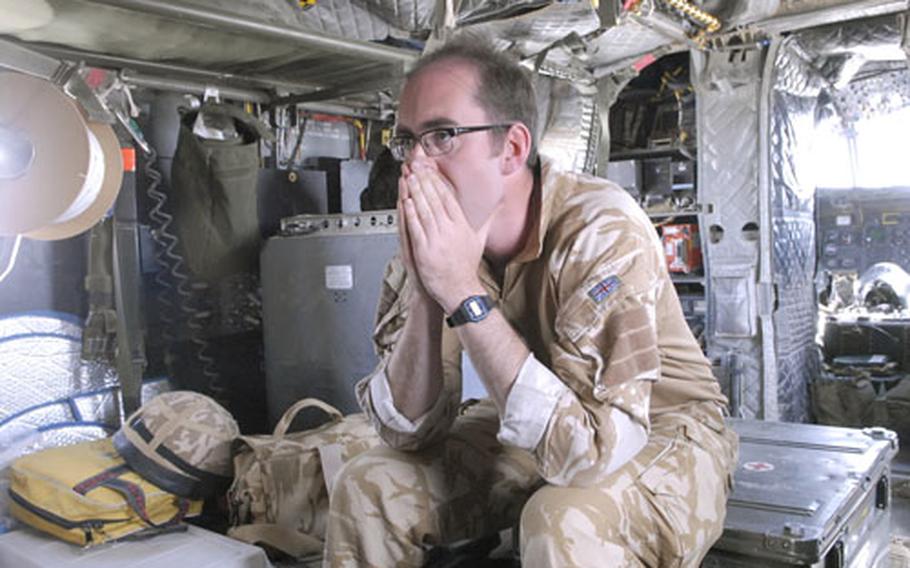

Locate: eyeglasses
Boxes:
[387,123,514,161]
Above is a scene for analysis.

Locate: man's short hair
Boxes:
[407,36,539,167]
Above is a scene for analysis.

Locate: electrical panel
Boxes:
[817,188,910,274]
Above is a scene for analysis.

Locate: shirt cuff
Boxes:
[368,368,430,434]
[497,353,570,451]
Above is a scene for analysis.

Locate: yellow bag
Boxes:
[8,438,203,546]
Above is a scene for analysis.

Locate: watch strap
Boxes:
[445,295,495,328]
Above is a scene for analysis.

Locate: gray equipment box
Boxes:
[704,419,898,567]
[605,160,641,198]
[261,211,399,427]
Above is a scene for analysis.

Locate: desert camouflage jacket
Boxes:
[357,159,727,486]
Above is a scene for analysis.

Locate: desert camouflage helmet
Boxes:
[113,391,240,499]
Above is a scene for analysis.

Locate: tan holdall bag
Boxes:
[227,398,381,557]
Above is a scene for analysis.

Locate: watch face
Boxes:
[466,298,486,320]
[446,295,493,327]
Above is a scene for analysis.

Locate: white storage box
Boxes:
[0,524,272,568]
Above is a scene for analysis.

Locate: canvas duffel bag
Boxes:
[227,398,381,557]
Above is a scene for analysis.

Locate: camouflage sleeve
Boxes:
[535,205,664,486]
[355,256,462,451]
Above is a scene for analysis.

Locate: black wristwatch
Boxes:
[445,295,496,328]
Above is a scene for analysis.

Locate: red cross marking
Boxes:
[743,461,775,472]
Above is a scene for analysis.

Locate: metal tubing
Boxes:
[29,43,321,93]
[80,0,418,66]
[121,72,271,103]
[122,72,384,119]
[268,74,401,108]
[0,38,64,80]
[31,43,385,107]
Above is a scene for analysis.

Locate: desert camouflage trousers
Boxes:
[323,399,738,568]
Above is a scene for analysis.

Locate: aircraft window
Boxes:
[815,71,910,384]
[814,67,910,278]
[814,105,910,190]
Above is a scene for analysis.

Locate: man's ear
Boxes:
[499,123,532,175]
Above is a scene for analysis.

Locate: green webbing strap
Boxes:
[113,150,146,416]
[83,218,118,362]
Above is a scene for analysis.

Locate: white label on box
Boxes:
[325,265,353,290]
[835,215,852,226]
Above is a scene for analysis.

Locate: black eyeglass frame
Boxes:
[386,123,515,161]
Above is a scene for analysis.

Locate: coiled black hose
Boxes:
[144,147,226,405]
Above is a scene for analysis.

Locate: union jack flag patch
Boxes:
[587,275,621,304]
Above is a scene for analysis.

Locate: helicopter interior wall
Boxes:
[693,46,765,419]
[768,14,909,423]
[693,12,908,422]
[2,0,909,446]
[768,31,824,423]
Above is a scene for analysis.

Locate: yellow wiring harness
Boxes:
[661,0,721,33]
[655,66,695,147]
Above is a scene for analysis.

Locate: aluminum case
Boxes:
[704,419,898,567]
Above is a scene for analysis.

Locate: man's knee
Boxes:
[329,448,424,520]
[520,486,598,537]
[326,448,435,568]
[519,486,639,567]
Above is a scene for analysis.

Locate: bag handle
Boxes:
[73,464,132,495]
[101,478,192,529]
[274,398,343,437]
[77,468,191,530]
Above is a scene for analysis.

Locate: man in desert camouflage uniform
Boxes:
[323,37,738,568]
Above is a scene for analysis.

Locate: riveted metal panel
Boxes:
[696,50,764,262]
